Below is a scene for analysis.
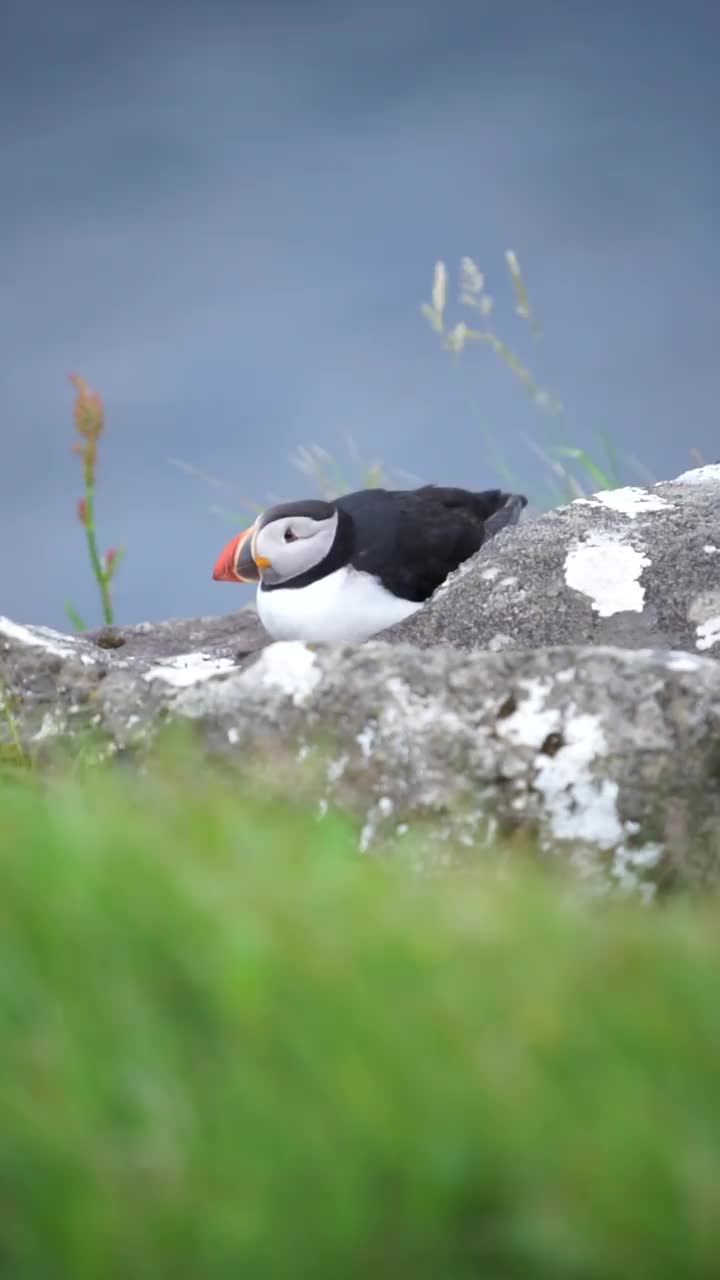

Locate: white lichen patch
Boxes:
[589,486,671,518]
[688,594,720,652]
[31,711,65,742]
[555,667,576,684]
[356,723,377,759]
[144,653,236,687]
[381,675,467,755]
[358,798,395,852]
[358,824,372,853]
[696,618,720,651]
[564,533,650,616]
[611,843,663,901]
[672,464,720,485]
[253,641,321,706]
[495,680,662,894]
[496,678,561,749]
[534,713,623,848]
[326,753,349,783]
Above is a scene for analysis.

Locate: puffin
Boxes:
[212,485,527,645]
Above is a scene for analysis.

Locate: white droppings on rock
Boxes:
[498,576,519,588]
[564,533,650,616]
[497,678,561,749]
[696,618,720,651]
[0,617,91,661]
[665,651,704,673]
[250,641,322,706]
[227,726,240,745]
[144,653,236,687]
[672,464,720,485]
[480,566,501,582]
[590,486,671,518]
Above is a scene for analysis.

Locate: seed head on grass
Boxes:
[419,252,633,504]
[66,374,124,631]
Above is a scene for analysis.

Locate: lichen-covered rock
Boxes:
[0,609,266,747]
[387,466,720,655]
[3,610,720,897]
[2,465,720,897]
[173,641,720,898]
[1,611,245,750]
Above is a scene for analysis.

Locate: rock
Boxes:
[86,604,267,661]
[386,466,720,656]
[0,608,266,749]
[173,641,720,898]
[2,465,720,898]
[2,608,720,897]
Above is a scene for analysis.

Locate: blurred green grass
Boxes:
[1,752,720,1278]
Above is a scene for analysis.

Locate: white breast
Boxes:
[256,566,422,644]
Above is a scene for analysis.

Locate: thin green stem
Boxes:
[83,481,113,625]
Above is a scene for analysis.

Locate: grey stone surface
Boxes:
[0,609,265,748]
[86,604,267,660]
[172,641,720,897]
[386,466,720,655]
[2,607,720,896]
[2,465,720,898]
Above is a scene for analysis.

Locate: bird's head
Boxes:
[212,499,340,587]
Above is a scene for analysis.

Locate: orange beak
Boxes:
[212,527,259,583]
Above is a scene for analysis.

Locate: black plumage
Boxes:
[259,486,527,599]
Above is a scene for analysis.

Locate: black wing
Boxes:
[337,486,526,602]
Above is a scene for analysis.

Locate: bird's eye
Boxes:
[284,528,298,543]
